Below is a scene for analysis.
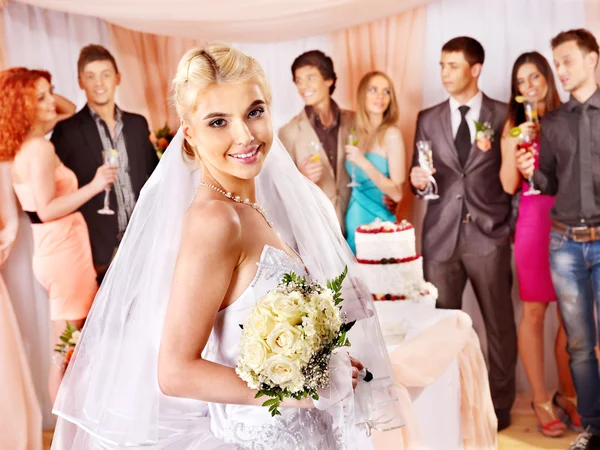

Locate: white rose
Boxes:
[246,306,276,339]
[266,322,301,354]
[271,292,306,325]
[69,330,81,345]
[264,354,299,387]
[243,337,269,372]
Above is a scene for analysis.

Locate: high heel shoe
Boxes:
[531,401,567,438]
[554,392,583,432]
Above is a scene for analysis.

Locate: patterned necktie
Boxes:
[579,103,597,217]
[455,105,471,167]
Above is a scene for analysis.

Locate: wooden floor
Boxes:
[42,397,579,449]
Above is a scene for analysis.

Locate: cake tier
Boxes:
[374,294,437,346]
[355,225,416,261]
[359,257,424,296]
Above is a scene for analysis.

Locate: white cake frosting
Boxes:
[355,221,416,261]
[355,219,438,346]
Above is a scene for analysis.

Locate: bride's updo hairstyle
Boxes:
[172,43,272,160]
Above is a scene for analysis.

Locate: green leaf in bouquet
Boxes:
[261,398,279,407]
[282,271,307,286]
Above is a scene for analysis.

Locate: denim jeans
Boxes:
[549,231,600,433]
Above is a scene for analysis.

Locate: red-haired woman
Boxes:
[0,68,117,402]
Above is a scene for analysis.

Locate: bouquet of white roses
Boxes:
[236,267,369,416]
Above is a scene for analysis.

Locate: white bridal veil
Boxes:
[52,129,403,449]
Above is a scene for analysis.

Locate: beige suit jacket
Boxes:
[278,109,355,233]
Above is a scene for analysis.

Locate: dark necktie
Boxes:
[579,103,597,218]
[455,105,471,167]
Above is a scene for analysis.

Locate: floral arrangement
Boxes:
[153,123,176,159]
[474,120,494,152]
[54,321,81,368]
[236,267,370,416]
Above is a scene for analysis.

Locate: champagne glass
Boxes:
[416,140,439,200]
[517,132,540,196]
[309,141,323,163]
[523,98,539,124]
[97,148,119,215]
[347,128,361,188]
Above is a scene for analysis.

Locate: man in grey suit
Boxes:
[410,36,517,431]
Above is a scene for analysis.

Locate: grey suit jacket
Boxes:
[411,94,512,262]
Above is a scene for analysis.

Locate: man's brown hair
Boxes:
[77,44,119,75]
[551,29,600,57]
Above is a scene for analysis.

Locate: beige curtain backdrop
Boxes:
[16,0,430,42]
[586,0,600,80]
[108,24,203,134]
[0,7,7,70]
[330,7,426,221]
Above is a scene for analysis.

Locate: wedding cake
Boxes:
[355,219,438,345]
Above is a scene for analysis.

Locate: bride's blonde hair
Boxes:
[172,43,272,160]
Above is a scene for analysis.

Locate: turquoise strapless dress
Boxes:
[345,154,396,254]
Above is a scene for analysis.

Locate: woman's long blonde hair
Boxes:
[355,71,399,151]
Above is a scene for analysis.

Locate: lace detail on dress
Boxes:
[222,409,343,450]
[251,246,306,287]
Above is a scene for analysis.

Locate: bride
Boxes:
[52,43,402,449]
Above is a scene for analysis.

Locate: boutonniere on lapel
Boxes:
[473,121,494,152]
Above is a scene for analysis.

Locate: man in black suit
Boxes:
[409,37,517,430]
[51,45,159,283]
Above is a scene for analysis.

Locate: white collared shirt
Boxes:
[449,91,483,143]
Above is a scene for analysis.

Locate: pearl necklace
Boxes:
[198,182,273,227]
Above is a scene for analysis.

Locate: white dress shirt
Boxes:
[449,91,483,142]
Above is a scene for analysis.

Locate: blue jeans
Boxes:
[549,231,600,433]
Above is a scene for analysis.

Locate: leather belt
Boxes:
[551,220,600,243]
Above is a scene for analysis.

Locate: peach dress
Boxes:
[0,162,42,450]
[13,163,97,320]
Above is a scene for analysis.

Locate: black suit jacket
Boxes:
[51,105,159,266]
[411,94,512,262]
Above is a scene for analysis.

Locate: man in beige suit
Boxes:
[278,50,355,232]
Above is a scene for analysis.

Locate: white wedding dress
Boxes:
[204,245,342,449]
[54,245,344,450]
[52,132,398,450]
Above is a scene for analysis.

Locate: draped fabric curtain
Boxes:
[329,7,426,220]
[107,25,202,134]
[0,9,7,69]
[108,25,333,134]
[15,0,431,42]
[2,1,111,108]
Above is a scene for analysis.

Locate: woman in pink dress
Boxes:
[0,68,117,402]
[500,52,579,437]
[0,162,42,450]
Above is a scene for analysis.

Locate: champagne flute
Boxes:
[523,98,539,124]
[309,141,323,163]
[347,127,361,188]
[97,148,119,215]
[416,140,439,200]
[517,131,540,196]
